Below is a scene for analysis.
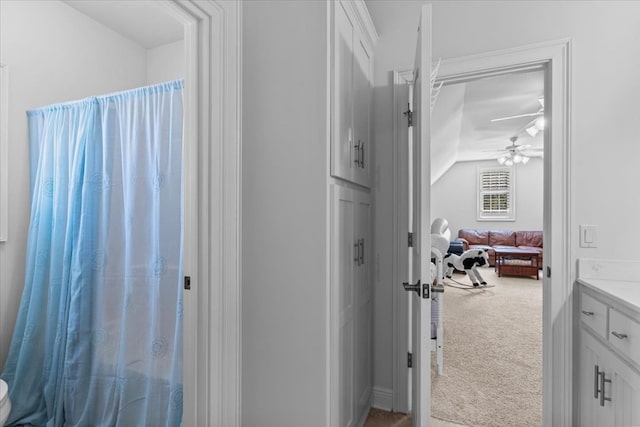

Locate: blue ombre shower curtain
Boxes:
[1,81,183,427]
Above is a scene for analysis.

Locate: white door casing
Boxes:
[408,5,432,426]
[162,1,241,426]
[392,39,572,425]
[392,69,413,414]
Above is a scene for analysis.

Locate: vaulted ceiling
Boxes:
[431,69,545,182]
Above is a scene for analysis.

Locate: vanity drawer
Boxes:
[609,308,640,363]
[580,292,608,339]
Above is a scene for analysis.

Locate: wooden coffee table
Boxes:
[494,247,542,279]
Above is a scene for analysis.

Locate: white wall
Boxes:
[241,2,330,425]
[0,0,149,368]
[146,40,184,85]
[369,0,640,405]
[431,158,543,237]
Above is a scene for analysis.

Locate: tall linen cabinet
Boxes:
[242,2,377,427]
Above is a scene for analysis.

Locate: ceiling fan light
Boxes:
[505,158,514,166]
[526,125,539,137]
[497,156,507,165]
[535,116,545,130]
[522,155,530,164]
[513,153,523,163]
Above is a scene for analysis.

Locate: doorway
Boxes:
[0,1,241,425]
[430,67,545,426]
[392,40,572,425]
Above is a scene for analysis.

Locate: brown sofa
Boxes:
[456,229,543,267]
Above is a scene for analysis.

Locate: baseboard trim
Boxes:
[371,386,393,411]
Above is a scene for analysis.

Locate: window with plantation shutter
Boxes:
[478,166,515,221]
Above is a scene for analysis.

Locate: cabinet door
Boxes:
[332,184,356,427]
[610,347,640,426]
[353,38,372,187]
[332,185,373,427]
[579,330,614,427]
[354,191,371,418]
[332,1,354,184]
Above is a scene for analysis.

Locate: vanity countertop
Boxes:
[577,277,640,315]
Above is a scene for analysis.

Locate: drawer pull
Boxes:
[611,331,628,340]
[581,310,594,316]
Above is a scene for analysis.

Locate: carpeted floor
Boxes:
[430,270,543,426]
[365,270,542,427]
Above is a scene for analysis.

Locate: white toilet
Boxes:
[0,379,10,427]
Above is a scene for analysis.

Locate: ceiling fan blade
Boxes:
[491,112,542,122]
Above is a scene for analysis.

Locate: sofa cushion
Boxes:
[516,231,543,248]
[458,229,489,245]
[468,244,493,253]
[489,230,516,247]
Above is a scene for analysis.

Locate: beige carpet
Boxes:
[431,270,543,426]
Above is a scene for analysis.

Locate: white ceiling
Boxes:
[62,0,544,176]
[431,66,544,181]
[436,69,545,160]
[62,0,183,49]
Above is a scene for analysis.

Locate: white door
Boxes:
[408,5,432,426]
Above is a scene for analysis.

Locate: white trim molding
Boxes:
[371,386,394,412]
[163,1,241,426]
[392,69,413,414]
[0,63,8,242]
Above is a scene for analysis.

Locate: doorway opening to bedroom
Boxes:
[429,67,545,425]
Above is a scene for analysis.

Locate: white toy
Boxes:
[443,248,489,287]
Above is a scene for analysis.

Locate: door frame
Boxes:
[163,1,242,426]
[391,39,573,426]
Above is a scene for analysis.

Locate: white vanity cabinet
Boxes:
[577,283,640,426]
[331,0,374,188]
[331,183,371,427]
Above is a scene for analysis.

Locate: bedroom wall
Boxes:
[0,0,149,368]
[431,158,544,238]
[368,0,640,409]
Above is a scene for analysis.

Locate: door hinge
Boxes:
[408,232,414,247]
[408,352,413,368]
[403,103,413,127]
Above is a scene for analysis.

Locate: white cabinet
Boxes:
[578,286,640,427]
[331,184,371,427]
[331,0,374,188]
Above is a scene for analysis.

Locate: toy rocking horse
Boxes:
[443,248,489,287]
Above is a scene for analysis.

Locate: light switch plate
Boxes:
[580,225,597,248]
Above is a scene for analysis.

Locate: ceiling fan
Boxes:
[491,98,545,137]
[491,136,543,165]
